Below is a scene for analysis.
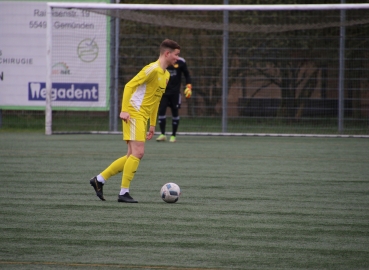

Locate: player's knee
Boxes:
[129,142,145,159]
[132,147,145,159]
[129,152,144,159]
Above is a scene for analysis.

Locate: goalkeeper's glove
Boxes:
[184,84,192,99]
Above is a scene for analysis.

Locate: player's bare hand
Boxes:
[146,126,155,140]
[120,112,130,123]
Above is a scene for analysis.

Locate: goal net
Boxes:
[46,3,369,136]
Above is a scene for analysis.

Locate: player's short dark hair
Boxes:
[160,39,180,54]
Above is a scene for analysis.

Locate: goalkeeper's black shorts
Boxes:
[159,93,181,116]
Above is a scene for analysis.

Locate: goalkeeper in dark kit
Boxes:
[156,57,192,143]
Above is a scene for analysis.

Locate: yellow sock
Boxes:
[100,156,127,181]
[121,155,140,189]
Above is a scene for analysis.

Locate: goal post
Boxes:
[47,3,369,11]
[45,3,369,136]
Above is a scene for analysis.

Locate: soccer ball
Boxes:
[160,182,181,203]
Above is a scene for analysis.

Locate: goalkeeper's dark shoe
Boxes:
[90,176,105,201]
[118,192,138,203]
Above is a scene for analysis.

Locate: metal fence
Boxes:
[2,4,368,135]
[114,6,369,135]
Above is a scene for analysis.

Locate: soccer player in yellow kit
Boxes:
[90,39,181,203]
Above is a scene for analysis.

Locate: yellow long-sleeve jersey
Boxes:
[122,60,170,126]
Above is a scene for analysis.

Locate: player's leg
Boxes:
[156,95,169,141]
[99,156,127,182]
[169,93,180,142]
[90,155,128,200]
[118,117,146,203]
[89,124,130,201]
[119,141,143,199]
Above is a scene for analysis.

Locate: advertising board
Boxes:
[0,1,109,110]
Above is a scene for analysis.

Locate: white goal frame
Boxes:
[45,3,369,137]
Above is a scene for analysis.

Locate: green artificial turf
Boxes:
[0,133,368,269]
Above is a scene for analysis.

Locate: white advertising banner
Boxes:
[0,1,109,110]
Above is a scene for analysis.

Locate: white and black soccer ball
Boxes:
[160,182,181,203]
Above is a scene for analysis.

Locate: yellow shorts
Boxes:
[122,117,148,142]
